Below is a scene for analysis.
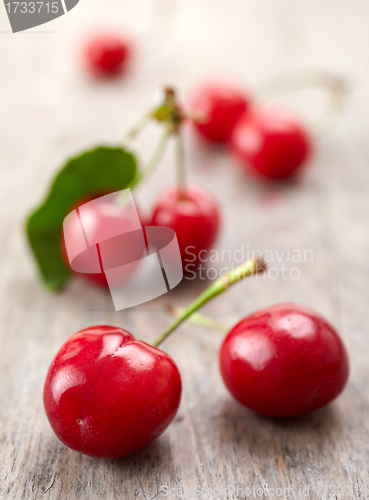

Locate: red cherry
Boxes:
[220,303,349,417]
[62,196,145,288]
[149,185,220,268]
[189,83,250,143]
[44,326,182,459]
[84,34,131,77]
[230,106,312,180]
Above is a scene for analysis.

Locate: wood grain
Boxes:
[1,0,369,498]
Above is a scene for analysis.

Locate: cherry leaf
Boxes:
[26,146,137,291]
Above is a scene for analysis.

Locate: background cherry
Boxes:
[229,106,312,180]
[219,303,349,417]
[84,34,131,77]
[189,83,250,143]
[44,325,182,459]
[149,184,220,268]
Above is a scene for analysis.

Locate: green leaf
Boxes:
[26,146,137,291]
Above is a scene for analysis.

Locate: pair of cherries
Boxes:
[67,185,220,288]
[189,83,312,180]
[83,36,311,181]
[44,302,349,459]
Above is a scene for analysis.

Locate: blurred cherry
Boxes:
[230,106,312,180]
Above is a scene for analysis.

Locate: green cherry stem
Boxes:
[128,126,171,193]
[120,86,186,200]
[121,112,153,149]
[175,130,186,195]
[165,303,228,334]
[152,257,266,347]
[180,310,227,333]
[115,127,170,207]
[254,69,349,136]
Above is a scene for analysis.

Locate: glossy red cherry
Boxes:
[149,184,220,268]
[189,83,250,143]
[62,196,145,288]
[220,303,349,417]
[230,106,312,180]
[84,34,131,77]
[44,326,182,459]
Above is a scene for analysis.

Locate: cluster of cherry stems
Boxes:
[43,33,349,460]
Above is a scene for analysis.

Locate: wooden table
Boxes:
[1,0,369,498]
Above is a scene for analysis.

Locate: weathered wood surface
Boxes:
[1,0,369,498]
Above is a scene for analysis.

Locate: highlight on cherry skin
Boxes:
[188,82,250,143]
[84,33,131,77]
[43,326,182,459]
[220,303,349,418]
[149,184,220,268]
[229,106,312,180]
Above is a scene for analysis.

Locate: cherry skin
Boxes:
[189,83,250,143]
[84,34,131,77]
[149,184,220,268]
[229,106,312,180]
[44,326,182,459]
[62,196,145,288]
[219,303,349,418]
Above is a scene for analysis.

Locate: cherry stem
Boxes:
[127,127,171,193]
[119,86,186,200]
[254,69,349,136]
[175,131,186,196]
[121,113,152,149]
[164,303,227,334]
[152,257,266,347]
